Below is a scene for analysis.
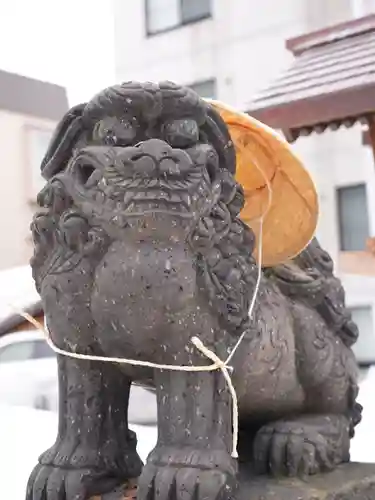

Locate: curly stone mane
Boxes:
[190,181,257,333]
[269,239,359,348]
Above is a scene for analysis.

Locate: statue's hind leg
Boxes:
[26,355,142,500]
[252,311,360,477]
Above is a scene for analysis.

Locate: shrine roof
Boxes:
[247,15,375,140]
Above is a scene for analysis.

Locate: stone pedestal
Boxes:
[238,463,375,500]
[93,463,375,500]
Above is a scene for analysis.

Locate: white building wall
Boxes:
[292,126,375,258]
[113,0,375,340]
[113,0,308,108]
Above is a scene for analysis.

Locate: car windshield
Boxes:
[0,337,55,363]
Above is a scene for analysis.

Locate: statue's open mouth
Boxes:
[65,138,220,223]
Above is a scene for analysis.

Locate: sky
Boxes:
[0,0,116,106]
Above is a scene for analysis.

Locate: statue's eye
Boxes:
[163,119,199,148]
[93,117,138,146]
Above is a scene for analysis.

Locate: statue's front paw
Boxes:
[26,463,126,500]
[138,465,236,500]
[253,421,335,477]
[137,447,237,500]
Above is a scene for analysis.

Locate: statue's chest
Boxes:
[90,240,201,349]
[94,240,197,308]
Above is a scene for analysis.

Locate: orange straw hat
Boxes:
[206,99,319,267]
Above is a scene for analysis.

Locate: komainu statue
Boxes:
[27,82,362,500]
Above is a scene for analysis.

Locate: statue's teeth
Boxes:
[170,192,182,204]
[95,191,105,203]
[104,186,114,197]
[148,179,159,188]
[123,191,134,206]
[106,198,116,210]
[181,193,192,208]
[111,213,125,226]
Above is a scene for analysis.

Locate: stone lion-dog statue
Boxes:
[27,81,361,500]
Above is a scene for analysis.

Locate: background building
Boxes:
[113,0,375,362]
[0,70,68,270]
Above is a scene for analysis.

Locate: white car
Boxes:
[0,328,158,423]
[0,330,57,409]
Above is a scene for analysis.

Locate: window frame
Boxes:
[145,0,212,37]
[188,78,217,99]
[336,182,370,252]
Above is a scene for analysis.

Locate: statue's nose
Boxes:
[127,139,189,177]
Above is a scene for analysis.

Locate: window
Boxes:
[336,184,370,251]
[146,0,211,35]
[181,0,211,23]
[26,127,54,201]
[350,306,375,365]
[188,79,216,99]
[0,339,55,364]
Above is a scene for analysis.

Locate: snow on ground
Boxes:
[0,404,157,500]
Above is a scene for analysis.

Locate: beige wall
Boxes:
[0,110,56,270]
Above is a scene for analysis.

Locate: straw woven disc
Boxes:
[207,99,319,267]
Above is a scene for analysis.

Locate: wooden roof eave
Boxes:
[248,81,375,142]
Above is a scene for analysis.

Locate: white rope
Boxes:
[14,161,272,460]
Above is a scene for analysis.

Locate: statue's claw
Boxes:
[137,448,237,500]
[26,463,128,500]
[137,464,237,500]
[253,420,336,477]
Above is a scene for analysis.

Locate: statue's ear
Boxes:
[42,103,86,180]
[201,103,236,175]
